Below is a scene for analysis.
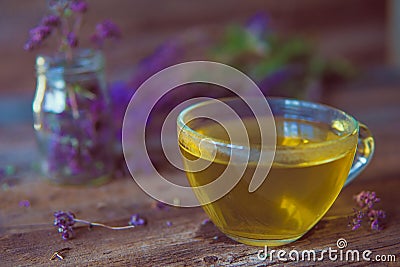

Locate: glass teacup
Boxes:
[177,97,374,246]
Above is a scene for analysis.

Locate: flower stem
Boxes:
[67,85,79,119]
[74,218,135,230]
[59,8,72,61]
[73,13,83,36]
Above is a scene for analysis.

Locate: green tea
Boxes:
[179,117,357,246]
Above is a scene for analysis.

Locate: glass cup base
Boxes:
[225,232,304,247]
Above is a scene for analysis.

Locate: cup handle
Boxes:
[344,123,375,187]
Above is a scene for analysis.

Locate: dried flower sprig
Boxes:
[349,191,386,231]
[54,211,145,240]
[129,214,147,226]
[24,0,120,58]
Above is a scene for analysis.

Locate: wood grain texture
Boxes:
[0,81,399,265]
[0,177,399,266]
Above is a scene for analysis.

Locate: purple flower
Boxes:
[69,0,88,13]
[60,229,73,240]
[350,191,386,231]
[67,32,78,48]
[91,19,121,47]
[23,41,35,51]
[24,25,52,50]
[368,209,386,231]
[246,12,269,37]
[19,200,31,207]
[349,209,364,230]
[354,191,380,209]
[351,222,361,231]
[96,20,121,39]
[25,0,121,53]
[54,211,76,227]
[53,210,137,240]
[54,211,76,240]
[129,214,146,226]
[30,25,52,42]
[41,15,60,27]
[166,221,172,227]
[368,209,386,219]
[370,219,381,231]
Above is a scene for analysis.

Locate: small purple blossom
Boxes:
[19,200,31,208]
[54,211,76,240]
[23,41,35,51]
[129,214,146,226]
[370,219,381,231]
[67,32,78,48]
[54,210,136,240]
[24,25,52,50]
[69,0,88,13]
[96,20,121,39]
[25,1,120,52]
[349,191,386,231]
[349,209,364,230]
[354,191,380,209]
[166,221,172,227]
[91,20,121,47]
[368,209,386,231]
[30,26,51,44]
[368,209,386,220]
[245,12,269,37]
[30,25,52,42]
[41,15,60,27]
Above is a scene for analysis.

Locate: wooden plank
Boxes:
[0,177,398,266]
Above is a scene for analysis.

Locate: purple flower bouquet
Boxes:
[27,0,120,185]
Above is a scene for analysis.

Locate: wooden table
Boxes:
[0,81,399,266]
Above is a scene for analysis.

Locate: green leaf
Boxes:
[64,8,72,17]
[211,25,268,63]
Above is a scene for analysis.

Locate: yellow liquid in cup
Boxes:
[179,117,357,246]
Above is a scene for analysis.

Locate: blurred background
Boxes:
[0,0,398,176]
[0,0,392,95]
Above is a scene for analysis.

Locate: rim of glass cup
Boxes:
[177,97,359,162]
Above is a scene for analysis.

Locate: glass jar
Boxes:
[33,49,114,185]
